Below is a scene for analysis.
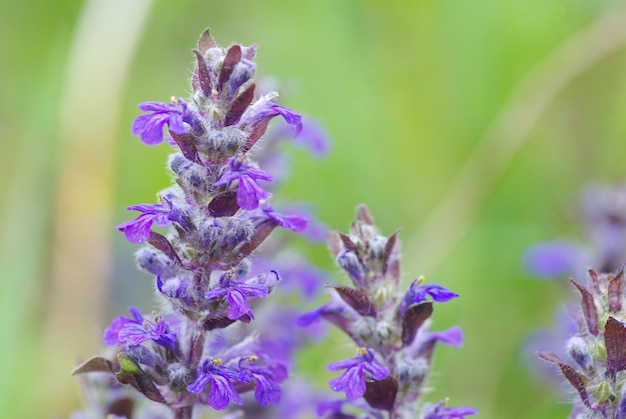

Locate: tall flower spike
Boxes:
[538,267,626,417]
[72,28,320,418]
[302,205,475,418]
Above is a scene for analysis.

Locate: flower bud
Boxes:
[337,250,365,287]
[567,336,590,371]
[136,248,174,278]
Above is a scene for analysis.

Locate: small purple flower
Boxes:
[240,93,303,136]
[261,205,308,232]
[116,202,172,244]
[327,348,389,400]
[103,307,177,353]
[239,357,282,407]
[117,195,187,244]
[187,359,249,410]
[205,270,269,320]
[399,279,459,315]
[214,156,276,210]
[131,99,199,145]
[422,400,477,419]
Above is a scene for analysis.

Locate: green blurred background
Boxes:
[3,0,626,417]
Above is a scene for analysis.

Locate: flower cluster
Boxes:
[300,205,476,418]
[538,268,626,418]
[72,28,320,418]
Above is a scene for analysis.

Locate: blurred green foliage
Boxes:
[2,0,626,417]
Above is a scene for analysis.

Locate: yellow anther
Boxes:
[225,267,236,279]
[236,152,247,163]
[142,320,150,327]
[157,193,165,203]
[211,359,223,365]
[415,275,426,285]
[443,397,450,406]
[170,96,178,104]
[267,91,279,100]
[248,355,259,362]
[357,347,367,355]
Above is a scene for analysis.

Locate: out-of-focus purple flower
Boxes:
[291,118,330,157]
[422,400,477,419]
[214,157,276,210]
[205,271,269,320]
[273,117,331,158]
[327,348,389,400]
[272,204,328,243]
[261,205,308,232]
[103,307,177,353]
[398,279,459,315]
[187,359,249,410]
[523,307,579,387]
[524,241,584,279]
[132,99,200,145]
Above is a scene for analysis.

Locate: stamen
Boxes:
[211,359,223,365]
[248,355,259,362]
[415,275,426,285]
[357,347,367,356]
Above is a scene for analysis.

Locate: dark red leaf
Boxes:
[605,317,626,373]
[356,204,375,226]
[116,353,166,404]
[338,232,357,251]
[193,49,212,97]
[197,28,216,54]
[327,285,376,317]
[201,308,251,330]
[242,118,270,153]
[570,279,599,336]
[364,376,398,411]
[225,83,255,127]
[71,356,116,375]
[537,351,590,408]
[208,190,240,217]
[608,269,625,313]
[218,45,242,91]
[382,229,401,277]
[148,232,183,267]
[170,131,200,164]
[236,219,277,261]
[402,303,433,346]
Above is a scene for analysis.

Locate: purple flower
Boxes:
[116,195,187,244]
[398,279,459,315]
[262,205,308,232]
[524,241,583,279]
[187,359,249,410]
[327,348,389,400]
[239,357,282,407]
[205,270,269,320]
[103,307,177,353]
[422,400,477,419]
[273,117,330,158]
[131,99,199,145]
[240,93,303,136]
[214,157,276,210]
